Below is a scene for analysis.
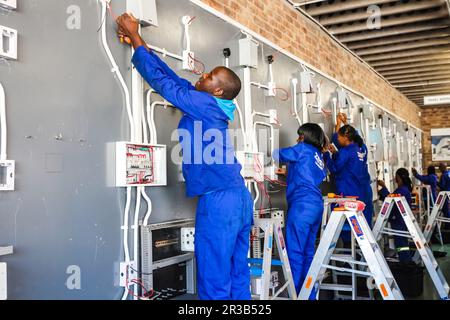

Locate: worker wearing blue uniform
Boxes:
[325,115,374,243]
[412,166,438,206]
[439,163,450,219]
[378,168,414,263]
[273,123,328,296]
[117,14,253,300]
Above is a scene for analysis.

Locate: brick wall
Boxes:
[421,106,450,169]
[199,0,422,127]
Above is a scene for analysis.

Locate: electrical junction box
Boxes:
[271,210,284,227]
[268,109,279,125]
[236,151,264,182]
[267,82,276,97]
[265,164,278,181]
[0,263,6,300]
[115,142,166,187]
[181,227,195,252]
[0,26,17,60]
[182,50,195,72]
[0,160,15,191]
[239,38,258,68]
[126,0,158,27]
[300,71,314,93]
[0,0,16,10]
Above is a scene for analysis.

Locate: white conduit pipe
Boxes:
[291,79,302,126]
[121,186,132,300]
[253,122,275,161]
[0,83,7,160]
[225,57,247,149]
[99,0,135,141]
[147,44,183,61]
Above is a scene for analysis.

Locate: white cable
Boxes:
[291,79,301,126]
[182,16,192,52]
[0,82,7,160]
[142,187,153,226]
[99,0,135,141]
[253,181,260,208]
[132,186,142,301]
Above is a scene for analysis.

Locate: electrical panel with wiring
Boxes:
[115,142,167,187]
[236,151,264,182]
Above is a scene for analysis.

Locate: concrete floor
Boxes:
[411,244,450,300]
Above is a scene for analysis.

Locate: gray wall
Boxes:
[0,0,421,299]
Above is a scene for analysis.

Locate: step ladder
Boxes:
[321,196,375,300]
[372,195,450,300]
[422,191,450,247]
[299,202,404,300]
[416,185,434,227]
[249,217,297,300]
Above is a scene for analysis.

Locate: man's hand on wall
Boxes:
[116,13,145,49]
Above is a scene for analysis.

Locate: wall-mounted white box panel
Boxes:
[238,38,258,68]
[0,0,16,10]
[181,227,195,252]
[0,263,6,300]
[0,160,15,191]
[126,0,158,27]
[0,26,17,60]
[115,142,166,187]
[236,151,264,182]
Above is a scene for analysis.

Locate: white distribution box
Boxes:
[0,26,17,60]
[0,160,15,191]
[236,151,264,182]
[0,0,16,10]
[115,142,166,187]
[181,227,195,252]
[126,0,158,27]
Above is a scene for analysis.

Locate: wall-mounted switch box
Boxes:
[181,227,195,252]
[268,109,279,125]
[115,142,166,187]
[0,0,16,10]
[0,160,15,191]
[0,26,17,60]
[126,0,158,27]
[239,38,258,68]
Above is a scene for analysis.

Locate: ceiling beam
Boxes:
[339,20,449,43]
[356,37,450,56]
[329,8,448,35]
[372,53,450,68]
[318,0,445,26]
[380,64,450,76]
[386,69,450,81]
[363,45,450,62]
[305,0,398,16]
[347,28,450,50]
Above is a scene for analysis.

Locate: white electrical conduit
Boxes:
[291,79,302,126]
[253,122,275,164]
[189,0,422,133]
[99,0,135,141]
[140,103,153,228]
[225,57,247,149]
[147,44,183,61]
[0,83,7,160]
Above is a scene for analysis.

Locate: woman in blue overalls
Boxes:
[273,123,328,297]
[325,115,374,243]
[378,168,414,262]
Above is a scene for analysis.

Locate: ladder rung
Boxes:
[436,218,450,223]
[319,284,353,292]
[323,264,373,277]
[380,230,413,238]
[330,255,369,267]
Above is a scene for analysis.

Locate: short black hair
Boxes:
[338,125,365,148]
[297,123,327,151]
[218,67,241,100]
[427,165,436,175]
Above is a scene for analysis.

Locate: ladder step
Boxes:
[330,255,369,267]
[248,258,283,266]
[319,283,353,292]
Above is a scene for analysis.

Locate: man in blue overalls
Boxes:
[117,14,253,300]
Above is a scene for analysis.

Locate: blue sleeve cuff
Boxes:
[131,45,149,64]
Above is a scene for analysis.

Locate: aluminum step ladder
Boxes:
[249,217,297,300]
[422,191,450,247]
[299,202,404,300]
[321,195,375,300]
[372,195,450,300]
[416,185,434,228]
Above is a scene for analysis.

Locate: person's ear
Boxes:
[213,87,224,97]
